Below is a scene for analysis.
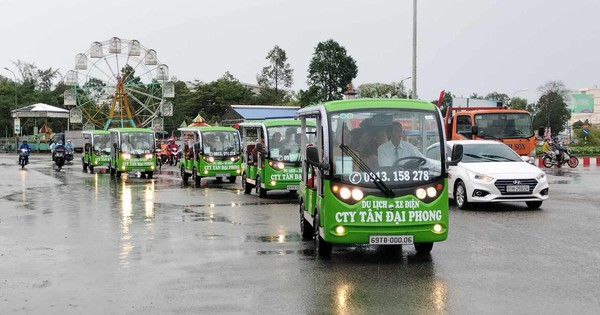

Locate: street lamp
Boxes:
[400,76,411,98]
[3,67,17,109]
[512,88,529,99]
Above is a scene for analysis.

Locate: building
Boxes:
[569,86,600,126]
[219,105,300,126]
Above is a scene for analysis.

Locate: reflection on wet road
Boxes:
[2,154,600,314]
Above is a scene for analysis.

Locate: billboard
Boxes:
[568,93,594,113]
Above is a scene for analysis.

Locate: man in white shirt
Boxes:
[377,122,422,166]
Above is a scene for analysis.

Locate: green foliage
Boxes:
[301,39,358,106]
[430,90,454,115]
[509,97,527,110]
[358,82,408,99]
[572,124,600,146]
[256,45,293,103]
[190,72,254,124]
[532,91,570,136]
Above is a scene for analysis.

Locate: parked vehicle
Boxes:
[542,145,578,168]
[81,130,111,174]
[108,128,156,178]
[239,119,315,198]
[179,126,242,184]
[443,140,549,210]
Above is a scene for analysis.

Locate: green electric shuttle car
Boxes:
[239,119,316,198]
[178,126,242,184]
[81,130,111,174]
[108,128,156,178]
[296,99,462,256]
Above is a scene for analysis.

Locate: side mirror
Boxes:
[538,127,545,138]
[471,125,479,138]
[448,144,463,166]
[306,146,329,170]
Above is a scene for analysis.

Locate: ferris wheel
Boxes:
[64,37,174,130]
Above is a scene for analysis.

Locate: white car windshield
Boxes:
[460,143,522,163]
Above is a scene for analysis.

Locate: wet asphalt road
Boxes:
[1,153,600,314]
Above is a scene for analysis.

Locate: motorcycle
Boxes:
[155,147,163,171]
[18,148,30,169]
[54,147,66,170]
[65,147,74,163]
[169,147,181,166]
[542,147,579,168]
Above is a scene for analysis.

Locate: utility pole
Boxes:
[411,0,417,99]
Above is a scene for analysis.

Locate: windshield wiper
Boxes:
[481,154,513,161]
[339,144,395,197]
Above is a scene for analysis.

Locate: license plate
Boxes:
[216,173,230,177]
[369,235,413,245]
[287,185,299,190]
[506,185,529,192]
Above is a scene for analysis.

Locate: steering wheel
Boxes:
[393,156,427,167]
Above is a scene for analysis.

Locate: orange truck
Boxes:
[443,97,537,161]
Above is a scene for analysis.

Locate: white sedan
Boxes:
[447,140,549,209]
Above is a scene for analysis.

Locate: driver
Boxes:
[377,121,422,166]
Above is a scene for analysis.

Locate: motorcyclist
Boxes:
[18,140,31,164]
[65,139,75,160]
[65,139,74,153]
[166,139,179,164]
[53,140,66,160]
[542,138,553,156]
[552,137,567,164]
[160,141,168,164]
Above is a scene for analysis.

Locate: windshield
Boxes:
[461,143,522,163]
[202,131,240,156]
[267,126,315,162]
[93,134,111,154]
[120,132,154,154]
[475,113,533,139]
[330,109,443,188]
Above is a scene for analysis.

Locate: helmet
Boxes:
[22,140,27,144]
[67,139,72,143]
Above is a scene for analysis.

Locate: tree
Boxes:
[358,82,408,99]
[301,39,358,106]
[509,97,528,110]
[256,45,293,103]
[532,91,571,136]
[485,92,510,105]
[430,90,454,115]
[191,72,254,123]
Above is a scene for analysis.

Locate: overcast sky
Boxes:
[2,0,599,103]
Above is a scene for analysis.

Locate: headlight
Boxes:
[268,161,284,170]
[204,156,215,163]
[467,170,494,182]
[122,153,131,160]
[426,186,437,198]
[339,187,352,199]
[416,188,427,200]
[536,172,546,181]
[351,189,364,201]
[145,153,153,159]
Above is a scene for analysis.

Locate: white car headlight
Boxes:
[467,170,494,182]
[536,172,547,182]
